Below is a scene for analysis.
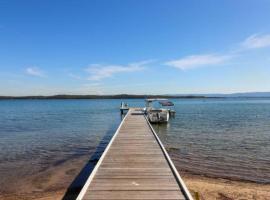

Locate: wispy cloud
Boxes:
[25,67,46,77]
[164,54,231,70]
[86,60,151,81]
[241,34,270,49]
[165,33,270,71]
[68,73,81,80]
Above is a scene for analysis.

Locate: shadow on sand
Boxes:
[62,114,124,200]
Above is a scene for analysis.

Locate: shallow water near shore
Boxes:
[0,98,270,198]
[152,98,270,183]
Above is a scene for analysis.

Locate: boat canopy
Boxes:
[145,98,168,102]
[159,100,174,106]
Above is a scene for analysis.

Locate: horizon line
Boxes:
[1,91,270,98]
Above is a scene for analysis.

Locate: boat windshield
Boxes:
[159,101,174,106]
[145,98,175,108]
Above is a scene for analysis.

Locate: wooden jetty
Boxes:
[76,108,193,200]
[120,102,129,114]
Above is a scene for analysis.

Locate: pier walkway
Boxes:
[77,108,193,200]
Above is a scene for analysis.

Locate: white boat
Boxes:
[147,108,170,123]
[145,99,175,123]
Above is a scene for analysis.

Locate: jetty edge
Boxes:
[76,108,193,200]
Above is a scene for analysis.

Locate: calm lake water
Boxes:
[0,98,269,188]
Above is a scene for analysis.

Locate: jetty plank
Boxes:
[77,108,192,200]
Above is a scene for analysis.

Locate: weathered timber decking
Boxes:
[77,108,193,200]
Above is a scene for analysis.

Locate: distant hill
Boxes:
[0,94,208,100]
[225,92,270,97]
[1,92,269,100]
[170,92,270,98]
[204,92,270,98]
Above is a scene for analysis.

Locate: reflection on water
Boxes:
[0,98,269,192]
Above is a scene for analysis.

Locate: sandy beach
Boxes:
[0,154,269,200]
[182,173,270,200]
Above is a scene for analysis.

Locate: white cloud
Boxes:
[241,34,270,49]
[165,33,270,71]
[25,67,45,77]
[68,73,81,80]
[85,60,150,81]
[165,54,230,70]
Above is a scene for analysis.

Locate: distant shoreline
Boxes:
[1,92,270,99]
[0,94,270,100]
[0,94,215,100]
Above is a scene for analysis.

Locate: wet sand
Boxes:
[0,155,89,200]
[181,173,270,200]
[0,155,269,200]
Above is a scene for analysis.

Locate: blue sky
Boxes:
[1,0,270,95]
